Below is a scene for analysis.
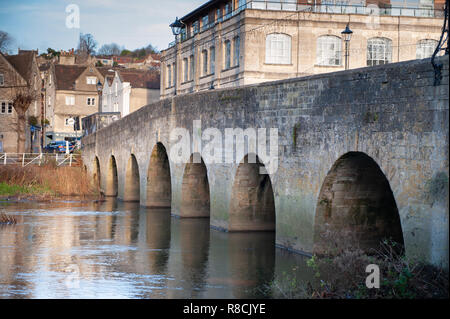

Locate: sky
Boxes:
[0,0,205,54]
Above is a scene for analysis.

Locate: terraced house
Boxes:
[0,50,42,153]
[44,63,104,145]
[160,0,445,98]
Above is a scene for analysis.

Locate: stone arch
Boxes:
[92,156,101,190]
[314,152,404,255]
[229,154,276,231]
[180,153,210,217]
[146,142,171,207]
[124,154,140,202]
[105,155,118,197]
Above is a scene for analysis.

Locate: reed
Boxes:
[0,164,96,197]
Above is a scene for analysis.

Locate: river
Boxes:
[0,199,314,299]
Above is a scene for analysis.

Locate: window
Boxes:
[173,63,177,86]
[65,96,75,105]
[189,56,194,81]
[87,97,96,106]
[192,21,199,35]
[233,36,240,67]
[317,35,342,66]
[48,96,52,106]
[224,2,232,19]
[1,101,13,114]
[86,77,97,85]
[167,65,172,87]
[65,117,74,126]
[183,58,189,82]
[216,8,222,22]
[224,40,231,69]
[0,74,4,86]
[202,15,209,31]
[210,46,215,75]
[266,33,291,64]
[202,50,208,76]
[367,37,392,66]
[416,39,438,59]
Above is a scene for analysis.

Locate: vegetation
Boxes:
[0,164,97,199]
[265,239,449,299]
[0,30,14,53]
[77,33,97,56]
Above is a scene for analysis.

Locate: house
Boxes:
[0,50,42,153]
[99,68,160,115]
[160,0,445,99]
[44,63,104,145]
[95,55,114,67]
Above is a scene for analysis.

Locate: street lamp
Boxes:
[170,17,184,96]
[341,23,353,70]
[96,80,103,113]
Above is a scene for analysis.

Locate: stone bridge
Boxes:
[82,56,449,268]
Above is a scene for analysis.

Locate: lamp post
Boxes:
[170,17,184,96]
[96,80,103,113]
[341,23,353,70]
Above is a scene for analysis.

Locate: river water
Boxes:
[0,199,314,299]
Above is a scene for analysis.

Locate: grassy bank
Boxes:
[0,164,97,199]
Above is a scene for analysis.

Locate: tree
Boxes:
[12,86,38,153]
[77,33,97,56]
[120,49,132,56]
[0,30,14,53]
[98,43,122,56]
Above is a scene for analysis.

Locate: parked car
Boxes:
[44,141,75,153]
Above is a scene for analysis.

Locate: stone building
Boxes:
[44,63,104,144]
[99,68,160,116]
[0,50,42,153]
[160,0,445,99]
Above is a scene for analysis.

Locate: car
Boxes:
[44,141,75,153]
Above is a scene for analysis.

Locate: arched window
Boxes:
[265,33,292,65]
[316,35,342,66]
[416,39,438,59]
[367,37,392,66]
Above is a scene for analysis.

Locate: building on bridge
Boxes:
[160,0,445,99]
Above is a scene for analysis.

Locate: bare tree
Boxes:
[12,87,38,153]
[77,33,98,56]
[0,30,14,53]
[98,43,122,56]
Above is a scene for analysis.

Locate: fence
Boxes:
[0,153,81,167]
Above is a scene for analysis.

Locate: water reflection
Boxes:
[0,199,313,298]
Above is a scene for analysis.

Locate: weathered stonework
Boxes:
[82,56,449,269]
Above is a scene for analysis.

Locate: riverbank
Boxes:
[0,164,99,201]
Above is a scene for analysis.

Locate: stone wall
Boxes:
[82,56,449,268]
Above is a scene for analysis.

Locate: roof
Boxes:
[5,51,35,83]
[54,64,87,90]
[119,69,160,89]
[180,0,221,23]
[97,67,160,89]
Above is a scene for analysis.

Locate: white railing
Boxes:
[0,153,81,167]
